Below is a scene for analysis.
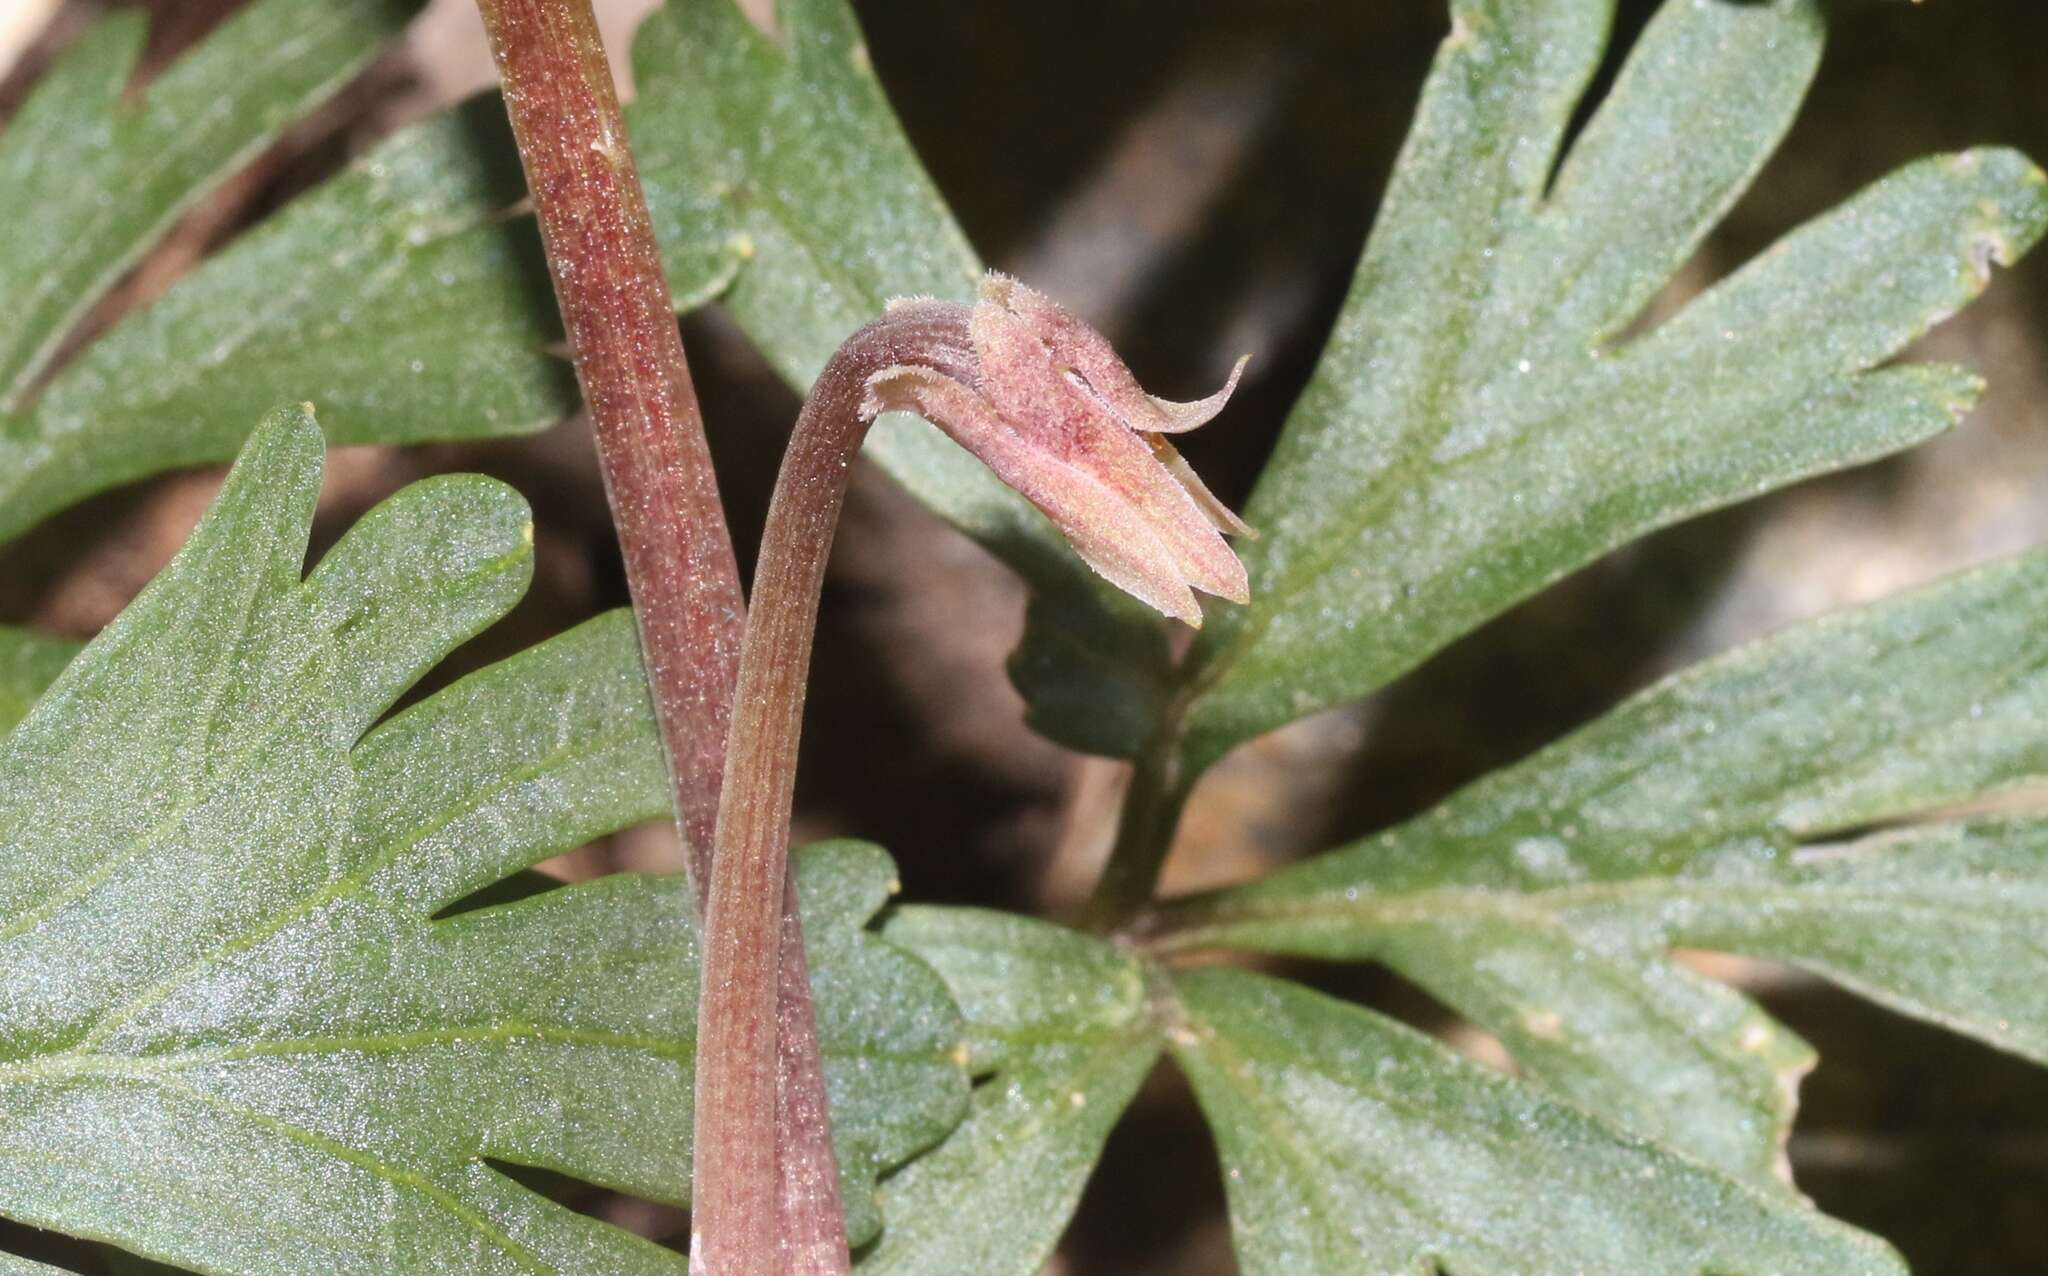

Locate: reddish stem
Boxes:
[471,2,845,1269]
[472,0,736,870]
[692,302,974,1275]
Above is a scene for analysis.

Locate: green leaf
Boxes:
[0,95,582,546]
[1168,968,1903,1276]
[1600,818,2048,1059]
[0,628,77,736]
[1175,0,2048,776]
[0,0,1163,756]
[0,0,420,403]
[865,908,1160,1275]
[788,845,976,1247]
[1161,549,2048,1185]
[630,0,979,386]
[628,0,1170,758]
[101,1250,186,1276]
[0,409,966,1273]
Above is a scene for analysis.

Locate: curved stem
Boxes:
[471,4,848,1270]
[691,302,973,1275]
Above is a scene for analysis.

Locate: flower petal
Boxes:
[867,366,1208,625]
[1066,412,1251,606]
[1148,434,1257,540]
[985,274,1247,433]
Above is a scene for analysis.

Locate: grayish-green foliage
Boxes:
[0,0,416,404]
[0,101,578,547]
[864,909,1160,1275]
[1163,551,2048,1183]
[0,0,585,546]
[0,412,966,1273]
[1124,0,2048,1264]
[4,0,2047,1270]
[0,628,77,735]
[1169,969,1904,1276]
[628,0,1173,758]
[1174,0,2048,777]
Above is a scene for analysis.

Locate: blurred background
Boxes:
[3,0,2047,1270]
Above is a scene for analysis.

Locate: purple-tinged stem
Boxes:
[471,3,844,1270]
[692,302,975,1275]
[472,0,738,865]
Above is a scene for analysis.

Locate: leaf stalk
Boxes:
[1085,699,1195,929]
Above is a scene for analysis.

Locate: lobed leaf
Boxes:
[1173,0,2048,777]
[1599,819,2048,1064]
[0,410,967,1273]
[1161,549,2048,1184]
[0,98,581,546]
[1168,968,1903,1276]
[865,908,1160,1275]
[628,0,1171,758]
[0,0,1168,757]
[0,0,421,403]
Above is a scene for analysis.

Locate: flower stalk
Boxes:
[691,301,971,1274]
[694,277,1250,1272]
[469,3,844,1271]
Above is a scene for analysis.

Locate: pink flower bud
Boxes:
[864,274,1253,626]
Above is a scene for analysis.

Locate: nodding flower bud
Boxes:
[864,274,1254,626]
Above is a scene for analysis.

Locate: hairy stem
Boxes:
[473,0,736,868]
[692,302,974,1275]
[471,3,843,1269]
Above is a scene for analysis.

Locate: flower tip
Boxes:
[978,272,1020,306]
[887,273,1256,627]
[1140,576,1207,629]
[1147,352,1249,435]
[1148,435,1254,543]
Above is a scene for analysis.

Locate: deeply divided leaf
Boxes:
[1168,969,1902,1276]
[866,909,1160,1275]
[0,0,420,403]
[0,0,586,548]
[628,0,1171,757]
[0,98,577,545]
[0,411,966,1274]
[1161,549,2048,1185]
[1174,0,2048,777]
